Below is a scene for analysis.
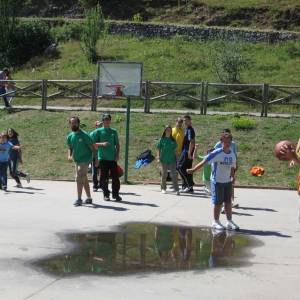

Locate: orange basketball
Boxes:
[274,140,294,161]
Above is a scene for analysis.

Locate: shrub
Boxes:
[51,21,84,42]
[132,13,143,23]
[183,100,197,109]
[0,0,17,66]
[78,0,99,9]
[7,20,52,66]
[208,37,250,83]
[285,41,300,59]
[231,117,257,130]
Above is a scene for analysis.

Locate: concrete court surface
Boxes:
[0,180,300,300]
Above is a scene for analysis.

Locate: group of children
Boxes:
[156,121,239,231]
[0,128,30,191]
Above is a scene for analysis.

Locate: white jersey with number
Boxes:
[204,148,236,184]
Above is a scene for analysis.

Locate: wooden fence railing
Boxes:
[1,80,300,116]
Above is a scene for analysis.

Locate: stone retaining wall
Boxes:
[108,21,300,43]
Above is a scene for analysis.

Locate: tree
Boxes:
[81,3,105,62]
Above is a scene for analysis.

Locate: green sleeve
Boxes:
[66,134,71,148]
[90,129,97,142]
[156,138,161,149]
[114,130,119,145]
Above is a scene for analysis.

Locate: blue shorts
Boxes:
[211,182,232,205]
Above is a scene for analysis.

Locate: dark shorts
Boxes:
[211,182,232,205]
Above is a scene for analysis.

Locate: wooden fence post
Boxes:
[204,82,208,115]
[200,81,204,115]
[91,79,97,111]
[144,80,150,113]
[41,79,47,110]
[261,83,269,117]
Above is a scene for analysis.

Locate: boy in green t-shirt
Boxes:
[66,116,95,206]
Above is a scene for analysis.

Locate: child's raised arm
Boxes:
[187,159,207,174]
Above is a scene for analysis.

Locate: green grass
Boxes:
[13,36,300,85]
[10,35,300,113]
[0,110,299,188]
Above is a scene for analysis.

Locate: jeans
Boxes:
[92,159,100,189]
[0,86,9,107]
[8,159,27,184]
[160,162,179,191]
[177,152,194,189]
[0,161,8,188]
[99,160,120,198]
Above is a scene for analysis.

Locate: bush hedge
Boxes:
[2,20,52,67]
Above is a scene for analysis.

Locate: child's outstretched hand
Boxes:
[187,168,194,174]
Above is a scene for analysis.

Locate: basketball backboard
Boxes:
[97,61,143,98]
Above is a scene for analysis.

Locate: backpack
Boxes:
[137,149,153,161]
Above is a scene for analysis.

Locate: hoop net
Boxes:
[106,84,125,97]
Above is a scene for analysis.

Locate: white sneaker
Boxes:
[204,187,210,194]
[26,174,30,184]
[182,187,194,193]
[211,220,225,231]
[161,189,166,194]
[226,220,240,231]
[167,187,175,192]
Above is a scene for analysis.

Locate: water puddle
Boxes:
[33,223,259,276]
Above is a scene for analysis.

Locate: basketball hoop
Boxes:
[106,84,125,97]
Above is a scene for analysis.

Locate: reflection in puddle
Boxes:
[34,223,258,276]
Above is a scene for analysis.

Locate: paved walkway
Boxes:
[2,105,300,118]
[0,180,300,299]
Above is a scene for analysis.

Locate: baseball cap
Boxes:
[102,113,111,121]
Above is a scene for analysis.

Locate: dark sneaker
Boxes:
[104,195,110,201]
[73,199,82,207]
[84,198,93,205]
[113,195,122,202]
[3,186,7,191]
[93,187,98,192]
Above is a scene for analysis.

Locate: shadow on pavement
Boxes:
[232,212,254,217]
[239,229,291,238]
[236,206,277,212]
[22,187,45,191]
[119,192,141,196]
[4,190,35,195]
[87,203,128,211]
[180,192,210,198]
[120,200,159,207]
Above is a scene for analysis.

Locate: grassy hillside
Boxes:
[10,35,300,113]
[13,35,300,84]
[0,109,298,188]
